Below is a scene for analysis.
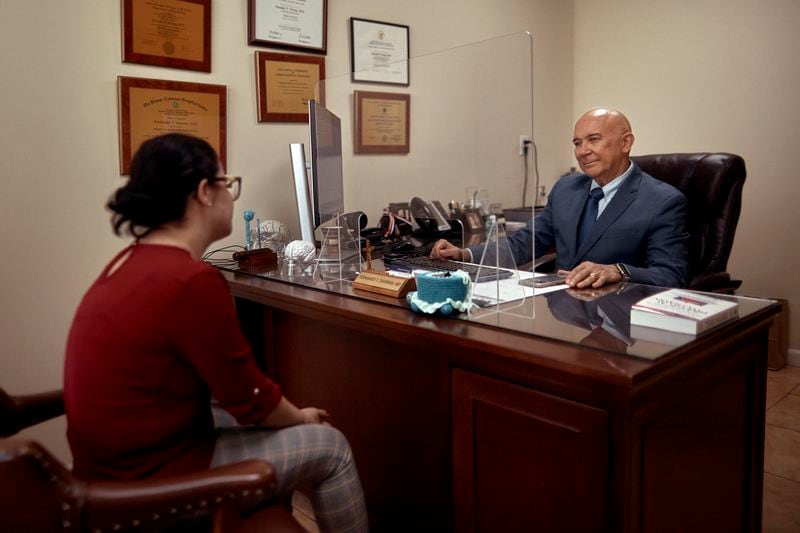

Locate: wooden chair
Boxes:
[0,387,307,532]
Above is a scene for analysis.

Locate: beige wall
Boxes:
[574,0,800,351]
[0,2,573,461]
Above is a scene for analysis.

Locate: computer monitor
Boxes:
[308,100,344,228]
[289,101,346,244]
[289,143,315,243]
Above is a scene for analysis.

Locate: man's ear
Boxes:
[621,132,635,154]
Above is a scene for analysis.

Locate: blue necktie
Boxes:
[577,187,605,247]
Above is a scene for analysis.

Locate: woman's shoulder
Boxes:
[130,243,219,282]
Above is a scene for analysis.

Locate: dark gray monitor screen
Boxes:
[309,100,344,228]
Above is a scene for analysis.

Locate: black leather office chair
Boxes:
[632,153,746,293]
[0,387,307,532]
[535,153,746,293]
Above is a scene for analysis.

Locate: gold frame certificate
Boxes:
[350,18,410,86]
[248,0,327,54]
[256,51,325,123]
[354,91,410,154]
[118,76,227,174]
[122,0,211,72]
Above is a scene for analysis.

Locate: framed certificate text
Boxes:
[354,91,410,154]
[350,18,409,86]
[118,76,226,174]
[255,51,325,123]
[248,0,327,54]
[122,0,212,72]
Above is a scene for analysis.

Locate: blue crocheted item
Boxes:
[406,271,473,316]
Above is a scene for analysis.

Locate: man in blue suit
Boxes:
[431,108,689,289]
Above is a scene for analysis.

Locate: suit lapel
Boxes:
[573,166,642,263]
[563,178,592,261]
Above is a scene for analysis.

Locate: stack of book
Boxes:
[630,289,739,335]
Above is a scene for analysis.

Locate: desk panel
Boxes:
[223,270,777,532]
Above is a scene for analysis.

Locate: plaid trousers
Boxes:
[211,408,368,533]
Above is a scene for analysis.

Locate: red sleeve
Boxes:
[167,268,282,424]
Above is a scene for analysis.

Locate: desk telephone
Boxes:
[410,197,451,235]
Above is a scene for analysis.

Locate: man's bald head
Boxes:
[572,108,635,185]
[579,108,632,135]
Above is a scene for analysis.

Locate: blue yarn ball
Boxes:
[439,303,454,316]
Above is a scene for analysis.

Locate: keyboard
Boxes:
[385,256,514,283]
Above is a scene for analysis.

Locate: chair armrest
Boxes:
[0,389,64,437]
[534,252,556,272]
[688,271,742,294]
[84,460,280,530]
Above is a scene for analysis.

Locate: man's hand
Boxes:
[430,239,467,261]
[560,261,622,289]
[565,285,619,301]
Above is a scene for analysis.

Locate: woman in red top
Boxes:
[64,134,368,532]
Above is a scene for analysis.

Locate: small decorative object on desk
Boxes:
[407,271,474,316]
[631,289,739,335]
[243,210,255,249]
[284,240,317,274]
[256,219,290,252]
[233,248,277,270]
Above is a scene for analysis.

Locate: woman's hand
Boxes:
[261,398,331,427]
[301,407,331,425]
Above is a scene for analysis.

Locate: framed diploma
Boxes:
[248,0,327,54]
[350,18,410,86]
[255,51,325,123]
[118,76,227,174]
[122,0,212,72]
[354,91,410,154]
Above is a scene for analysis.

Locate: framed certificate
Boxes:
[122,0,212,72]
[354,91,410,154]
[255,52,325,123]
[118,76,226,174]
[350,18,409,86]
[248,0,327,54]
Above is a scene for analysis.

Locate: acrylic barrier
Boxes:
[218,32,543,327]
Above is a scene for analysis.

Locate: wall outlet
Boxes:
[519,135,530,156]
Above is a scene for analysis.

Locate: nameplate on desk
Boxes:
[352,270,416,298]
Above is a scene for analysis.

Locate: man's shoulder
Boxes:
[553,171,591,191]
[633,167,686,201]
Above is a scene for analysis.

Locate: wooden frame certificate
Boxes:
[122,0,211,72]
[248,0,327,54]
[118,76,226,174]
[350,18,409,86]
[256,51,325,123]
[354,91,410,154]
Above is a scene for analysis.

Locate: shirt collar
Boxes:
[590,160,634,195]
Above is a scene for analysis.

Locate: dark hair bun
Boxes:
[108,134,219,237]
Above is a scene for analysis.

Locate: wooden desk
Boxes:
[222,269,778,532]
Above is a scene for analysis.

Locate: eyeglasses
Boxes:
[212,176,241,201]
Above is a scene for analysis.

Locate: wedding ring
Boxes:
[589,272,598,279]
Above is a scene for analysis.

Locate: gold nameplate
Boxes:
[352,270,416,298]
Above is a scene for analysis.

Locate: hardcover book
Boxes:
[630,289,739,335]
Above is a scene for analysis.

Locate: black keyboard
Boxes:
[385,256,514,283]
